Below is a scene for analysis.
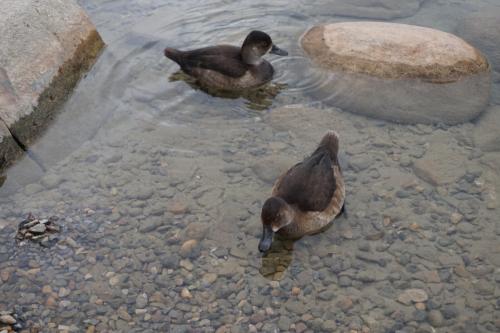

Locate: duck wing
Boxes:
[274,149,336,212]
[179,45,248,78]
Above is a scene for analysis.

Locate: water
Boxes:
[1,0,500,332]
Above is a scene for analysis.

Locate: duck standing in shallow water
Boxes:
[164,31,287,91]
[259,131,346,253]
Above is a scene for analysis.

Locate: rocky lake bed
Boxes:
[1,0,500,332]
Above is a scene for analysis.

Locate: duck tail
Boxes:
[318,130,339,157]
[164,47,182,63]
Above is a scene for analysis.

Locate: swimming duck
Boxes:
[259,131,346,253]
[164,30,287,91]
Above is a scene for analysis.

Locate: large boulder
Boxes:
[301,22,491,124]
[0,0,104,172]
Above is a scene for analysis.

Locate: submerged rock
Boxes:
[301,22,491,124]
[473,106,500,152]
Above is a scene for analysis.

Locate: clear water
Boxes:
[1,0,500,332]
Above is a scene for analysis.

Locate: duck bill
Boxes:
[270,44,288,56]
[258,225,274,253]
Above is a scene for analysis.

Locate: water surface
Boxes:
[1,0,500,332]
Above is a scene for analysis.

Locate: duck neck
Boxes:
[241,47,262,66]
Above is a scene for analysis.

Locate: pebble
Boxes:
[29,223,46,234]
[428,309,444,327]
[109,276,120,286]
[179,259,193,271]
[450,212,463,224]
[337,296,354,312]
[291,287,301,296]
[202,273,218,286]
[180,239,198,257]
[136,293,148,308]
[181,288,192,299]
[58,287,70,297]
[397,289,429,305]
[167,201,189,215]
[0,314,16,325]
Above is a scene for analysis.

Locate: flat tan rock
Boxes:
[300,22,491,124]
[302,22,488,83]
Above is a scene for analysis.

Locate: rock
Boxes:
[318,290,335,301]
[180,288,192,299]
[473,106,500,152]
[251,156,294,184]
[179,239,198,258]
[301,22,490,124]
[0,0,104,153]
[428,310,444,327]
[117,307,132,322]
[397,289,428,305]
[167,201,189,215]
[337,296,354,312]
[185,222,209,240]
[201,273,218,286]
[136,293,148,308]
[0,314,16,324]
[457,8,500,70]
[450,213,463,224]
[0,120,23,172]
[139,218,164,233]
[291,287,301,296]
[58,287,70,297]
[41,174,63,189]
[278,316,292,331]
[29,223,46,234]
[413,134,468,185]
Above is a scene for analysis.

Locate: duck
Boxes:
[164,30,288,91]
[258,131,346,253]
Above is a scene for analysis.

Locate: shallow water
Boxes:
[1,0,500,332]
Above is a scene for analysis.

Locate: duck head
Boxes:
[259,196,294,252]
[241,30,288,65]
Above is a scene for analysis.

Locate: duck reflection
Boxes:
[169,70,286,111]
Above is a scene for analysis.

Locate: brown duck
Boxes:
[259,131,346,252]
[164,31,287,91]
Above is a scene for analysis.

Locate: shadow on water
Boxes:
[259,237,294,280]
[168,70,288,111]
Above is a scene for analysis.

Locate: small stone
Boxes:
[291,287,301,296]
[181,288,192,299]
[428,310,444,327]
[0,270,10,282]
[450,213,463,224]
[0,314,16,325]
[295,322,307,333]
[109,276,120,286]
[167,201,189,215]
[180,259,193,271]
[415,302,426,310]
[29,223,46,234]
[84,273,93,280]
[136,293,148,308]
[398,289,428,305]
[58,287,70,297]
[323,320,337,331]
[337,296,354,312]
[42,285,52,294]
[202,273,218,286]
[118,307,132,321]
[180,239,198,257]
